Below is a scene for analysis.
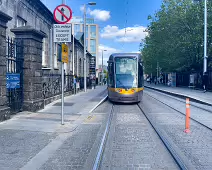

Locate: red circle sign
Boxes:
[53,4,72,24]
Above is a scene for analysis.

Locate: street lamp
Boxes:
[203,0,207,73]
[83,2,96,92]
[102,50,107,85]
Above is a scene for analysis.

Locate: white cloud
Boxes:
[80,6,84,12]
[101,25,148,42]
[98,44,121,65]
[131,51,141,53]
[80,6,91,13]
[90,9,110,21]
[80,6,110,21]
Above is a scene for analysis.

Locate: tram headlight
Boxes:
[116,89,122,93]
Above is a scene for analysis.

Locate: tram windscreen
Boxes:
[115,57,137,88]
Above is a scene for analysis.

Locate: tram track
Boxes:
[146,88,212,113]
[92,100,184,170]
[137,104,188,170]
[90,88,212,170]
[145,91,212,132]
[92,103,114,170]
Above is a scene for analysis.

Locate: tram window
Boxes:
[115,57,137,88]
[138,62,144,86]
[108,62,115,87]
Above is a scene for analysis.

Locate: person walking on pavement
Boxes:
[154,77,157,85]
[203,72,208,93]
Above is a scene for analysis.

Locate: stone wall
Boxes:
[0,11,12,120]
[11,26,46,112]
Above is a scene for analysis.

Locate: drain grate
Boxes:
[53,102,74,106]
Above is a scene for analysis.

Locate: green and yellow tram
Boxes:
[107,53,144,103]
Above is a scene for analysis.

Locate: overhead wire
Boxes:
[121,0,129,50]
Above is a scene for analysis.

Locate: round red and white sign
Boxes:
[53,4,72,24]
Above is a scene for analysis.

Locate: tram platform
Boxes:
[144,82,212,105]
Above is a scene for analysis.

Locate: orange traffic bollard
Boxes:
[184,98,190,133]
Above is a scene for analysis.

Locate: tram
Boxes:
[107,53,144,103]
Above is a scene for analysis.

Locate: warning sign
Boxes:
[53,24,72,42]
[62,44,69,63]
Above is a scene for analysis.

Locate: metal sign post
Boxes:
[61,62,64,125]
[61,43,69,125]
[54,1,72,125]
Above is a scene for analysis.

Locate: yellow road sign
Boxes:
[62,43,68,63]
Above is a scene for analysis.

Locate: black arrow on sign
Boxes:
[61,8,65,21]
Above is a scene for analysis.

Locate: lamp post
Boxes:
[102,50,107,85]
[83,2,96,92]
[61,0,66,125]
[203,0,207,73]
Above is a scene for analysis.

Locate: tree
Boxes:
[141,0,212,75]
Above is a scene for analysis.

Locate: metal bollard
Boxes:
[184,98,190,133]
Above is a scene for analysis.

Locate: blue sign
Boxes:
[6,73,20,89]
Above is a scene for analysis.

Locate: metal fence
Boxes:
[6,37,24,113]
[42,74,93,99]
[176,71,212,90]
[42,74,74,99]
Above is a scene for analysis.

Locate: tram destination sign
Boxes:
[53,24,72,42]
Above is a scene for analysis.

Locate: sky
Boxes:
[42,0,162,65]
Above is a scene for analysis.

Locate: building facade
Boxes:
[0,0,92,77]
[0,0,54,69]
[68,16,99,78]
[0,0,95,117]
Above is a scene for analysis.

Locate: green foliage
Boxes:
[141,0,212,75]
[103,70,108,79]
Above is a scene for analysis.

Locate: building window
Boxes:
[74,24,81,35]
[90,39,96,53]
[53,43,57,69]
[86,26,88,38]
[86,18,94,24]
[16,16,26,27]
[86,39,88,50]
[42,38,46,66]
[90,25,96,38]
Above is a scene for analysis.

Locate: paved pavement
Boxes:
[140,91,212,170]
[145,82,212,105]
[0,86,107,170]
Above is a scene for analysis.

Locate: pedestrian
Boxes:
[202,72,208,93]
[93,76,96,89]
